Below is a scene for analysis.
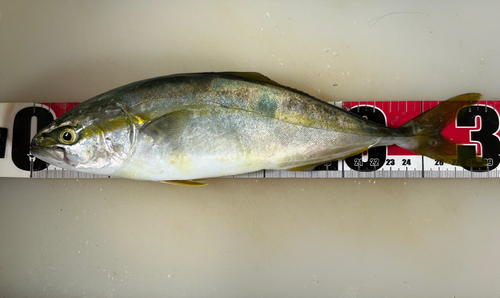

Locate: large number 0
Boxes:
[456,105,500,172]
[345,107,387,172]
[12,107,54,171]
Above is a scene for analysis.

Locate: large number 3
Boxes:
[456,105,500,172]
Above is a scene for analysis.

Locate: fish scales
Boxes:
[111,75,385,179]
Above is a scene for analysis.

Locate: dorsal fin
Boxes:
[220,72,281,87]
[218,72,317,100]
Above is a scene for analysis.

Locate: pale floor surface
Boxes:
[1,178,500,297]
[1,1,500,297]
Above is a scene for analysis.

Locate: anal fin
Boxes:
[161,180,208,186]
[287,161,334,171]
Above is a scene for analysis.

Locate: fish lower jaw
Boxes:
[30,146,70,168]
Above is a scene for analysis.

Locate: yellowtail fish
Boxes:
[30,72,483,185]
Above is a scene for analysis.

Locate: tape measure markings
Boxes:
[1,100,499,179]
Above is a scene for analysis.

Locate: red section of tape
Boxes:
[40,102,80,118]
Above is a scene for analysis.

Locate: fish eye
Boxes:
[59,128,77,144]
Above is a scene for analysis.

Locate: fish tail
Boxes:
[396,93,486,167]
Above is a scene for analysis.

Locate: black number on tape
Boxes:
[0,127,7,158]
[312,160,339,171]
[12,107,54,171]
[456,105,500,172]
[345,106,387,172]
[370,158,380,167]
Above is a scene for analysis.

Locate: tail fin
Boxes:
[397,93,485,167]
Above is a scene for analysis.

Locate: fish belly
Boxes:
[114,112,383,180]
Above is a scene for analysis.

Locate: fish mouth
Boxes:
[30,145,70,166]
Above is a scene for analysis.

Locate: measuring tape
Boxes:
[1,100,499,179]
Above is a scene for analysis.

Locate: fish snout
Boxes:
[30,134,42,148]
[30,132,58,148]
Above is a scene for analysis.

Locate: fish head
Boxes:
[31,101,136,175]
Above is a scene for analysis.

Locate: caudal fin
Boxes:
[397,93,485,167]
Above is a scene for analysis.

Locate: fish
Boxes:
[30,72,484,185]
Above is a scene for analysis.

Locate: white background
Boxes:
[1,1,500,297]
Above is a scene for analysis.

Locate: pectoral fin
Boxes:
[141,110,188,141]
[161,180,208,186]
